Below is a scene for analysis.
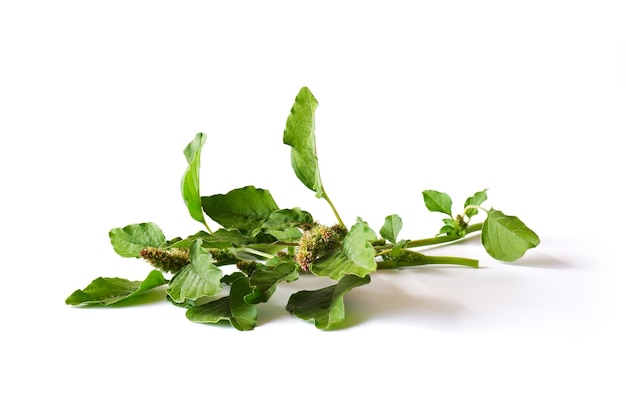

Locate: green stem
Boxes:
[202,219,213,234]
[377,254,479,269]
[241,248,274,260]
[406,222,483,248]
[321,185,345,228]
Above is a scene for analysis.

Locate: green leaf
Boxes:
[201,186,279,237]
[283,86,324,198]
[262,208,314,241]
[181,133,209,228]
[186,276,257,331]
[65,270,167,306]
[380,214,403,243]
[422,190,453,217]
[481,209,540,261]
[163,229,277,250]
[167,240,224,304]
[310,219,377,280]
[286,274,371,330]
[464,189,488,219]
[245,261,299,304]
[109,222,166,258]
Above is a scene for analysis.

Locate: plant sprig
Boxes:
[66,87,540,330]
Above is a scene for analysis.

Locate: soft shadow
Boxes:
[330,274,467,330]
[507,252,571,269]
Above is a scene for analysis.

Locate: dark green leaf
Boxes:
[163,229,277,250]
[422,190,453,216]
[201,186,279,237]
[109,223,166,258]
[380,214,403,243]
[310,219,377,280]
[262,208,314,241]
[245,261,299,304]
[186,276,257,331]
[181,133,208,227]
[482,209,540,261]
[283,87,324,198]
[286,274,371,330]
[464,189,488,219]
[65,270,167,306]
[167,240,223,304]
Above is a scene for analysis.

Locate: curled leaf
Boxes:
[186,275,257,331]
[167,240,224,304]
[181,133,209,228]
[283,87,324,198]
[286,274,371,330]
[65,270,167,306]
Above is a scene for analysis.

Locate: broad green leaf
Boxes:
[181,133,208,227]
[422,190,453,217]
[109,222,166,258]
[380,214,403,243]
[245,261,299,304]
[186,276,257,331]
[163,229,277,250]
[482,209,540,261]
[201,186,279,237]
[262,208,314,241]
[65,270,167,306]
[167,240,223,304]
[464,189,488,219]
[286,274,371,330]
[310,219,377,280]
[283,87,324,198]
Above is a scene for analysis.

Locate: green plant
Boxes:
[66,87,540,330]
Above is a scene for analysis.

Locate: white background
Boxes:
[1,1,625,416]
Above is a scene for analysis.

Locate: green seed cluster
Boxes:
[236,260,258,276]
[140,247,190,273]
[295,224,347,272]
[206,248,239,265]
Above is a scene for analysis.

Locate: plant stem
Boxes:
[202,219,213,234]
[321,185,345,228]
[374,222,484,252]
[406,222,483,248]
[241,248,275,260]
[377,254,479,269]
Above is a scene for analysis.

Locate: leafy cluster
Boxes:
[65,87,540,330]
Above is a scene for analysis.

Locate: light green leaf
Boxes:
[245,261,299,304]
[186,276,257,331]
[181,133,209,228]
[310,219,377,280]
[286,274,371,330]
[283,87,324,198]
[201,186,279,237]
[167,240,223,304]
[109,222,166,258]
[464,189,488,219]
[422,190,453,217]
[482,209,540,261]
[65,270,167,306]
[380,214,403,243]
